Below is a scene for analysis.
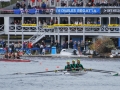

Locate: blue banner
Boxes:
[56,8,100,14]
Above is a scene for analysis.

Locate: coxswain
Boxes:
[76,59,84,71]
[64,61,72,71]
[71,60,76,70]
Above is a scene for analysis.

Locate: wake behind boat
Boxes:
[0,58,31,62]
[63,70,87,76]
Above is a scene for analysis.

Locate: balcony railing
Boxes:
[8,24,120,34]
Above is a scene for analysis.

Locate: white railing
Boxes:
[8,25,120,34]
[26,27,45,44]
[0,25,4,35]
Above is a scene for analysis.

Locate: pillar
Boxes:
[68,16,70,48]
[4,17,9,34]
[68,16,70,24]
[118,38,120,48]
[99,17,101,25]
[58,16,60,24]
[109,17,110,24]
[83,17,85,42]
[4,17,10,48]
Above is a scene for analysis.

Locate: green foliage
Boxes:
[89,36,115,54]
[0,0,22,8]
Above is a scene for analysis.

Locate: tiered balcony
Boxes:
[8,24,120,36]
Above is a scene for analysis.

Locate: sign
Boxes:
[101,8,120,14]
[56,8,100,14]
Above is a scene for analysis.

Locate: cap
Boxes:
[72,60,75,62]
[67,61,70,63]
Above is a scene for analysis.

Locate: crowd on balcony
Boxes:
[11,19,22,25]
[13,1,26,10]
[10,0,119,14]
[24,18,37,24]
[61,0,119,7]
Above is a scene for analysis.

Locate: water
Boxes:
[0,57,120,90]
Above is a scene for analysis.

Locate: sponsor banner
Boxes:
[101,8,120,14]
[56,7,100,14]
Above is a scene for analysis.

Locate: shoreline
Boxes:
[0,54,118,58]
[22,54,89,58]
[0,54,89,58]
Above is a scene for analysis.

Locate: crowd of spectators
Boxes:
[24,18,36,24]
[61,0,119,7]
[12,0,119,14]
[13,1,26,10]
[0,40,47,55]
[13,0,119,9]
[11,19,21,25]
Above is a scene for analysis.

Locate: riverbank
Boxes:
[22,54,89,58]
[0,54,88,58]
[0,54,119,58]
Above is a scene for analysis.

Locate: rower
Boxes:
[15,52,20,59]
[76,59,84,71]
[71,60,76,70]
[64,61,72,71]
[3,52,9,59]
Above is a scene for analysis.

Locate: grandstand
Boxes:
[0,0,120,52]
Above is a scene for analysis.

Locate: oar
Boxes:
[13,69,64,75]
[85,68,120,76]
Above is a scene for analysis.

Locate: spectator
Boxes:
[69,40,73,49]
[38,20,42,26]
[73,41,77,49]
[20,1,26,10]
[28,3,32,9]
[87,20,91,24]
[61,1,66,6]
[16,1,20,9]
[86,1,92,7]
[75,20,79,25]
[79,20,83,25]
[41,2,46,9]
[97,19,100,24]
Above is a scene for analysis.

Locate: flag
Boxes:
[31,0,35,3]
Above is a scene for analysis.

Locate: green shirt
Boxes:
[76,64,84,69]
[71,64,76,69]
[64,65,72,71]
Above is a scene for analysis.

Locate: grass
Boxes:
[0,0,22,8]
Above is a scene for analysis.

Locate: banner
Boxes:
[56,7,100,14]
[0,0,10,1]
[101,8,120,14]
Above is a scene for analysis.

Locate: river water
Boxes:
[0,57,120,90]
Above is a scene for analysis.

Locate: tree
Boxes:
[89,36,115,55]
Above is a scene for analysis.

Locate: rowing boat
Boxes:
[0,58,31,62]
[63,70,87,75]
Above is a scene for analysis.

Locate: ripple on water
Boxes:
[0,57,120,90]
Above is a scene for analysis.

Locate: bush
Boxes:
[89,36,115,54]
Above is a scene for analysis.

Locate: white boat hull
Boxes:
[60,49,79,56]
[63,70,87,75]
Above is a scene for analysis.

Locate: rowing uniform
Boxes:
[64,65,72,71]
[76,64,84,71]
[71,64,76,70]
